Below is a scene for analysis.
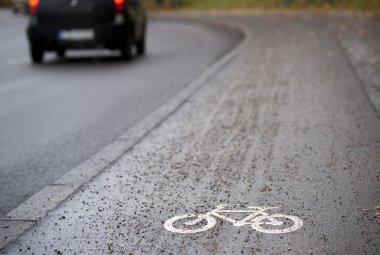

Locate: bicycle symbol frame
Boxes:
[164,204,303,234]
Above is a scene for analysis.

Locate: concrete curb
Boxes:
[0,16,248,250]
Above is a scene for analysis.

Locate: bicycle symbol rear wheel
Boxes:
[164,214,217,234]
[251,214,303,234]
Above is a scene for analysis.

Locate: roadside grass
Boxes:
[145,0,380,15]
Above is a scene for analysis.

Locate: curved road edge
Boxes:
[0,15,247,250]
[334,13,380,117]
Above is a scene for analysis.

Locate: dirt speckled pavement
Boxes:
[1,13,380,254]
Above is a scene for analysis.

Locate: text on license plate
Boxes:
[58,29,94,41]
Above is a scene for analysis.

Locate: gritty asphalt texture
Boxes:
[335,14,380,115]
[1,12,380,255]
[0,10,240,219]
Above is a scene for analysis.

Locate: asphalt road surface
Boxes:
[0,10,240,219]
[2,14,380,254]
[1,12,379,254]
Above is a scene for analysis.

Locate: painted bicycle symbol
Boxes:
[164,204,303,234]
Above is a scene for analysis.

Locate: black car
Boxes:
[27,0,146,63]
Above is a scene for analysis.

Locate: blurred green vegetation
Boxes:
[145,0,380,13]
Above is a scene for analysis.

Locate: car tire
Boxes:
[136,34,145,55]
[120,34,133,61]
[56,48,66,59]
[30,45,44,64]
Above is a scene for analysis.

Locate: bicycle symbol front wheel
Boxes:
[164,214,217,234]
[251,214,303,234]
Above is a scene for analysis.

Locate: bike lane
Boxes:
[2,14,380,254]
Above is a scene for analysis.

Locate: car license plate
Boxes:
[58,29,94,41]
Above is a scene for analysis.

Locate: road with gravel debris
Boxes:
[1,12,380,255]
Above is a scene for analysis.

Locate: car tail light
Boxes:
[114,0,125,13]
[29,0,39,14]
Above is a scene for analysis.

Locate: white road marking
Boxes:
[164,204,303,234]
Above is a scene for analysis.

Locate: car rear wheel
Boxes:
[136,34,145,55]
[30,45,44,64]
[120,34,133,61]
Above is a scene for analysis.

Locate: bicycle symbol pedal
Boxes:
[164,204,303,234]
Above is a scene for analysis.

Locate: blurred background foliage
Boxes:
[145,0,380,13]
[0,0,9,5]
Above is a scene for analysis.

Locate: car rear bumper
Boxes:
[27,23,129,51]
